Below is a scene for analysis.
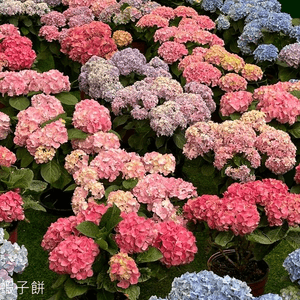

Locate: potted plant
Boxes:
[183,178,300,296]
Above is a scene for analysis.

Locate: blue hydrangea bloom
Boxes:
[216,14,231,30]
[228,3,253,21]
[253,44,279,61]
[244,8,270,24]
[220,0,234,14]
[283,248,300,284]
[201,0,224,12]
[258,0,281,12]
[255,294,283,300]
[290,25,300,42]
[264,12,292,34]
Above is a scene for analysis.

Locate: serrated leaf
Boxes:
[289,123,300,138]
[9,97,30,111]
[99,204,122,232]
[40,160,61,184]
[47,289,63,300]
[105,185,120,199]
[285,231,300,249]
[51,275,68,289]
[96,238,109,251]
[64,183,77,192]
[122,178,138,190]
[214,231,234,247]
[28,180,48,193]
[5,167,34,190]
[76,221,101,238]
[67,129,88,140]
[113,115,129,127]
[290,90,300,99]
[64,278,89,298]
[16,148,34,168]
[247,229,273,244]
[55,92,78,105]
[155,136,166,149]
[138,267,152,283]
[123,285,140,300]
[23,18,32,27]
[22,197,46,212]
[173,131,186,149]
[136,247,163,263]
[40,114,67,128]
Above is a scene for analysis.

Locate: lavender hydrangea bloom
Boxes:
[283,248,300,284]
[255,294,282,300]
[253,44,278,62]
[201,0,223,13]
[110,48,147,76]
[278,43,300,68]
[147,57,169,72]
[0,269,18,300]
[216,14,231,30]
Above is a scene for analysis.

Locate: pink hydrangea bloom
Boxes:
[40,11,66,27]
[220,91,253,116]
[220,53,245,73]
[192,15,215,30]
[143,152,175,176]
[0,191,24,223]
[178,55,205,71]
[150,6,175,20]
[115,212,156,253]
[0,24,20,38]
[107,191,140,213]
[122,153,146,180]
[73,99,111,134]
[39,26,60,42]
[0,146,16,167]
[153,221,197,267]
[158,41,188,64]
[49,235,100,280]
[241,64,263,81]
[183,62,222,86]
[73,166,99,187]
[218,73,247,92]
[41,216,80,251]
[192,30,215,46]
[136,14,169,28]
[76,202,109,225]
[109,252,140,289]
[173,6,198,18]
[71,186,89,214]
[153,26,177,43]
[225,165,256,183]
[64,150,89,175]
[0,112,10,140]
[294,164,300,184]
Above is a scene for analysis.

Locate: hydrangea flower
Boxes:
[0,191,24,223]
[0,269,18,300]
[278,43,300,68]
[253,44,279,62]
[0,146,16,167]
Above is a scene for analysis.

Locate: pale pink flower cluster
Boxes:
[64,150,89,175]
[0,146,16,167]
[0,191,24,223]
[136,14,169,28]
[178,54,205,71]
[0,112,10,140]
[183,115,296,175]
[71,131,120,154]
[294,164,300,184]
[142,152,175,176]
[174,6,198,18]
[218,73,247,92]
[0,24,36,71]
[122,153,146,180]
[157,41,188,64]
[115,212,156,253]
[153,221,197,267]
[0,69,70,97]
[49,235,100,280]
[72,99,111,134]
[224,165,256,183]
[40,11,67,27]
[220,91,253,116]
[109,252,140,289]
[107,191,140,213]
[71,187,89,213]
[39,26,60,42]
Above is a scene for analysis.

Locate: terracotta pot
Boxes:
[207,249,269,297]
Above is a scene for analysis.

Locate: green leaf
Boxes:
[51,166,72,190]
[35,49,55,72]
[138,267,152,283]
[99,204,122,232]
[285,231,300,249]
[105,185,120,199]
[289,123,300,138]
[96,238,109,251]
[28,180,48,193]
[123,285,140,300]
[23,18,32,27]
[76,221,101,238]
[40,113,67,128]
[9,96,30,111]
[97,290,114,300]
[122,178,138,190]
[16,148,34,168]
[47,289,63,300]
[64,183,77,192]
[136,247,163,263]
[290,90,300,99]
[170,63,182,77]
[113,115,129,127]
[106,233,119,255]
[246,226,288,245]
[40,160,62,184]
[51,275,68,289]
[67,129,88,140]
[5,167,34,190]
[263,222,289,243]
[22,197,46,212]
[214,231,234,247]
[20,27,29,35]
[172,131,186,149]
[155,136,166,149]
[229,113,241,120]
[55,92,78,105]
[200,164,215,177]
[64,278,89,298]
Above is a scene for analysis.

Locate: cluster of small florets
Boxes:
[0,69,70,96]
[278,43,300,68]
[0,191,25,223]
[0,24,36,71]
[0,0,50,16]
[0,112,11,141]
[183,112,296,177]
[0,146,17,167]
[14,94,67,163]
[112,30,133,47]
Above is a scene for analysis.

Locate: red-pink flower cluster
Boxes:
[60,21,117,64]
[49,235,100,280]
[151,6,175,20]
[115,212,156,253]
[0,112,10,140]
[153,221,197,267]
[0,69,70,97]
[0,24,36,71]
[0,191,24,223]
[157,41,188,64]
[136,14,169,28]
[218,73,247,92]
[0,146,16,167]
[220,91,253,116]
[294,164,300,184]
[72,99,111,134]
[109,252,140,289]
